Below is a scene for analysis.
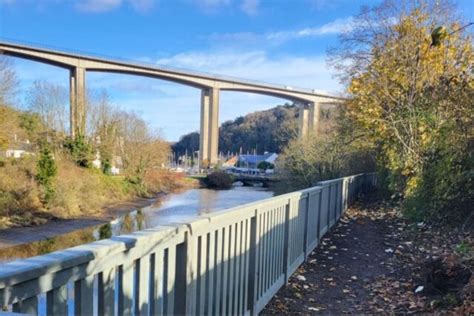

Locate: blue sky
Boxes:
[0,0,473,141]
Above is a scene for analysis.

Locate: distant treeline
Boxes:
[172,104,299,158]
[172,103,340,159]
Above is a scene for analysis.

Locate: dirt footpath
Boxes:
[262,195,473,314]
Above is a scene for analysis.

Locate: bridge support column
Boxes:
[70,67,86,138]
[298,102,320,139]
[298,104,309,138]
[199,87,220,167]
[308,101,320,136]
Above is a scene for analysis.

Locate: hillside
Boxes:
[0,103,191,229]
[173,103,339,158]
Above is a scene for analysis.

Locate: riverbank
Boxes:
[0,174,199,249]
[0,195,161,249]
[1,186,275,262]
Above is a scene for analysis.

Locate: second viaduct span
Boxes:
[0,40,344,165]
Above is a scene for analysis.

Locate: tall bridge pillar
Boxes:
[199,87,220,167]
[69,67,86,138]
[308,101,320,136]
[298,104,309,138]
[298,101,320,139]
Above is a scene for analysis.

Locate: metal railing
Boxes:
[0,173,376,315]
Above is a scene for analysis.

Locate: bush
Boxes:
[278,132,375,189]
[403,141,473,223]
[36,144,57,203]
[64,135,93,168]
[205,171,235,189]
[257,161,274,170]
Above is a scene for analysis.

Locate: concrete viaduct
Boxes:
[0,40,344,165]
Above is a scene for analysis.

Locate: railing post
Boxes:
[283,199,291,283]
[248,212,258,316]
[303,193,310,258]
[185,231,197,315]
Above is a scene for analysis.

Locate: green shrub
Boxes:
[102,158,112,175]
[205,171,235,189]
[403,141,473,223]
[257,161,274,170]
[99,223,112,239]
[64,135,93,168]
[36,144,57,203]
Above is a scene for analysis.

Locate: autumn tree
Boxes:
[0,57,17,106]
[27,80,69,135]
[116,111,169,190]
[0,57,18,149]
[330,0,473,220]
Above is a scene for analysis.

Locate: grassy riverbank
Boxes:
[0,156,198,229]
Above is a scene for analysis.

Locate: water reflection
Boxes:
[1,186,273,262]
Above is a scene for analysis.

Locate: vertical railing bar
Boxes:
[74,275,94,315]
[262,210,270,295]
[98,267,115,316]
[226,223,235,315]
[256,213,263,299]
[135,256,151,316]
[264,209,271,292]
[207,231,215,316]
[185,231,198,316]
[221,226,230,315]
[283,200,291,283]
[278,205,285,275]
[198,234,208,315]
[271,207,278,284]
[153,250,164,315]
[238,219,246,315]
[166,247,176,315]
[303,194,310,258]
[118,259,134,316]
[273,206,279,281]
[268,208,275,289]
[233,220,242,315]
[46,284,68,316]
[247,214,258,315]
[214,228,223,315]
[270,208,277,284]
[275,206,282,277]
[12,296,38,315]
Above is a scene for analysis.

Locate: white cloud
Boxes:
[190,0,231,13]
[128,0,155,13]
[74,0,155,13]
[75,0,122,13]
[241,0,258,16]
[155,50,339,93]
[208,16,356,46]
[267,16,355,41]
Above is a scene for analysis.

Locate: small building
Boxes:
[3,141,34,159]
[223,156,238,167]
[237,152,278,169]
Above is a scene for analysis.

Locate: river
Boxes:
[0,186,274,263]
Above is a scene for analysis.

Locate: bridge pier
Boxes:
[199,87,220,167]
[69,67,86,138]
[298,104,309,138]
[298,101,320,138]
